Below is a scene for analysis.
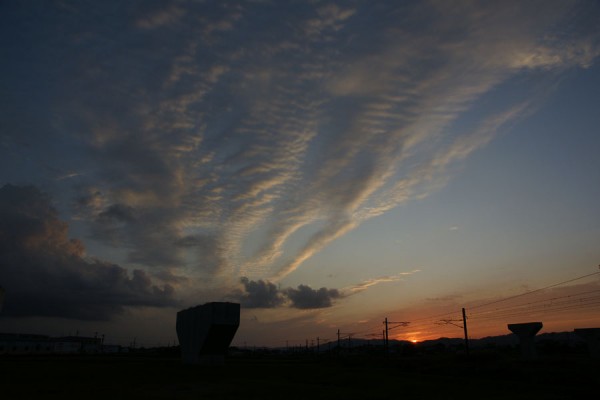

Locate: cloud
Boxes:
[304,3,356,37]
[98,203,137,223]
[233,277,285,309]
[231,271,415,309]
[343,271,421,295]
[2,0,599,290]
[0,184,177,320]
[230,278,341,310]
[135,3,185,29]
[285,284,341,309]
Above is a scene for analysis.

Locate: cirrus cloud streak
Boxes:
[1,0,599,296]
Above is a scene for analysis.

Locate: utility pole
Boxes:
[462,307,470,356]
[337,329,340,350]
[384,318,389,353]
[317,337,320,353]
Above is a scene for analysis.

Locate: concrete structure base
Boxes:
[574,328,600,358]
[508,322,543,359]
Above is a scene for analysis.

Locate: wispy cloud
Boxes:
[135,3,184,30]
[2,0,599,298]
[343,271,421,295]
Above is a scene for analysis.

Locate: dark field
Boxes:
[1,352,597,399]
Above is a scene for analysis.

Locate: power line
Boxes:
[469,270,600,311]
[409,309,462,323]
[470,297,600,321]
[468,289,600,318]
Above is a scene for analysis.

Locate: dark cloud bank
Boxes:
[0,184,339,319]
[232,277,341,309]
[0,184,177,320]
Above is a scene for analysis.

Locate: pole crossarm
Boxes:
[436,319,464,329]
[388,321,410,331]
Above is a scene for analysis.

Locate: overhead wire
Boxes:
[468,270,600,311]
[468,289,600,318]
[470,296,600,322]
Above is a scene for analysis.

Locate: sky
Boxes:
[1,0,600,348]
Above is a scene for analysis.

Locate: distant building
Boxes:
[52,336,102,354]
[0,333,126,355]
[0,333,53,355]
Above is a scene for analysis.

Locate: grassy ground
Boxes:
[1,352,597,399]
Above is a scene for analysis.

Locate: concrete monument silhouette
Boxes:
[176,302,240,365]
[507,322,543,359]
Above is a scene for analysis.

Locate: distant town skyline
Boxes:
[1,1,599,347]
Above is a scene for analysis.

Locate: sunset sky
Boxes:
[1,0,599,348]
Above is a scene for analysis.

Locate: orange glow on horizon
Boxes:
[396,335,420,343]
